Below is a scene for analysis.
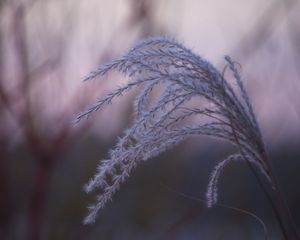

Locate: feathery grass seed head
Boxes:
[77,36,270,224]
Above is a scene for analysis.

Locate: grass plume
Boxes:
[76,37,298,240]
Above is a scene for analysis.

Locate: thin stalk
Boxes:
[228,118,294,239]
[261,152,299,240]
[240,146,298,240]
[245,158,289,240]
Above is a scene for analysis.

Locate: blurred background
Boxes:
[0,0,299,239]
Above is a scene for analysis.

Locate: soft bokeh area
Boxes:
[0,0,299,239]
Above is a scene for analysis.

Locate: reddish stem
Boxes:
[26,159,52,240]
